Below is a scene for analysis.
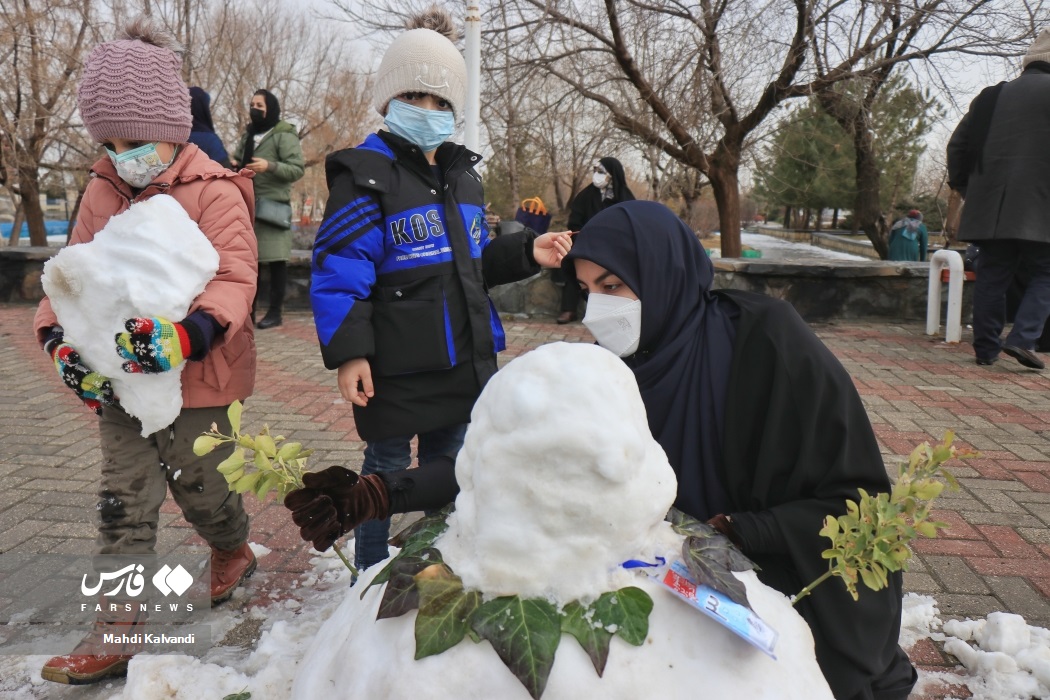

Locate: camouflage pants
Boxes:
[95,404,249,557]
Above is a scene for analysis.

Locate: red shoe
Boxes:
[211,541,257,605]
[41,605,146,685]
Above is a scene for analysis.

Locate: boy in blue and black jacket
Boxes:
[309,8,571,571]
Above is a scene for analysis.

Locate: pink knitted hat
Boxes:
[77,19,191,144]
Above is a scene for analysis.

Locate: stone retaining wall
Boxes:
[1,247,973,324]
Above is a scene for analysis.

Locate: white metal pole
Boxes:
[926,249,964,343]
[464,1,482,152]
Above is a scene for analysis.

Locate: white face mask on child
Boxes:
[106,143,175,189]
[582,293,642,358]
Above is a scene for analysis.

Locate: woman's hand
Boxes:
[337,357,374,407]
[532,231,573,268]
[245,157,270,173]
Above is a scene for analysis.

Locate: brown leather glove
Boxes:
[283,466,391,552]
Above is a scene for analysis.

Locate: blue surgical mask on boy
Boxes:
[105,143,175,189]
[384,99,456,153]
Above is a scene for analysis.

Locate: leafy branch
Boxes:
[193,400,357,576]
[794,430,972,605]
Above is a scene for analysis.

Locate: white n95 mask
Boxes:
[582,293,642,358]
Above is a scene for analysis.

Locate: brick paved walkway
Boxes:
[3,304,1050,698]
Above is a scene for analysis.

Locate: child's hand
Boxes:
[337,357,374,407]
[115,317,196,373]
[245,158,270,173]
[48,335,115,414]
[532,231,573,268]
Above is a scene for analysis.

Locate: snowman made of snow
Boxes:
[294,342,834,699]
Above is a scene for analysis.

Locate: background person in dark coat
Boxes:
[555,157,634,323]
[946,29,1050,370]
[187,86,231,168]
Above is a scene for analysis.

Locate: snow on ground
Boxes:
[4,552,1050,698]
[0,541,355,700]
[740,231,871,262]
[900,593,1050,700]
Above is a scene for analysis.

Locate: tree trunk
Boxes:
[814,209,823,232]
[802,207,811,230]
[67,186,86,243]
[783,205,791,229]
[17,168,47,247]
[832,208,839,228]
[708,146,741,258]
[7,203,24,248]
[853,129,889,259]
[505,121,519,210]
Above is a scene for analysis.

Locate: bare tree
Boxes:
[109,0,375,170]
[808,3,1036,257]
[499,0,1041,257]
[328,0,629,223]
[0,0,95,246]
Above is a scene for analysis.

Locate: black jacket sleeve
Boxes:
[946,110,972,195]
[481,228,540,288]
[379,455,460,514]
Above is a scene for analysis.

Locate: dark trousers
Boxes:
[559,258,580,314]
[354,423,467,570]
[264,260,286,312]
[972,240,1050,360]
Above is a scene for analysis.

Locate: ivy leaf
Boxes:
[682,535,751,609]
[375,549,441,619]
[666,510,757,572]
[592,587,654,646]
[389,506,453,549]
[222,692,250,700]
[414,565,480,659]
[471,597,561,700]
[560,600,612,676]
[666,507,706,537]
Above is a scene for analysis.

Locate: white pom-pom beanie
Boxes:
[374,28,467,118]
[1023,29,1050,68]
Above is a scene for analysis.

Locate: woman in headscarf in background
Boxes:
[231,89,305,329]
[187,86,230,168]
[555,156,635,323]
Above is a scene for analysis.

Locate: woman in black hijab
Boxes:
[282,200,917,699]
[188,86,231,168]
[556,156,635,323]
[230,88,305,329]
[568,201,916,700]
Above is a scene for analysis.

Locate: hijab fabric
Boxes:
[189,86,217,134]
[242,89,281,165]
[568,201,736,520]
[598,157,635,203]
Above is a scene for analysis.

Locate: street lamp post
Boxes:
[464,1,481,153]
